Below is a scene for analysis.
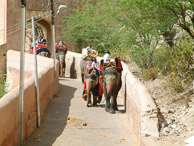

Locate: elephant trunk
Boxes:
[85,74,97,93]
[86,80,92,93]
[106,85,112,96]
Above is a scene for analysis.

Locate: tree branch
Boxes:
[179,23,194,39]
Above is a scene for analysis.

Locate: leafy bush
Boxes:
[153,46,172,75]
[162,40,194,92]
[0,82,6,98]
[141,67,158,81]
[129,47,156,69]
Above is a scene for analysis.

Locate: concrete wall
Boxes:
[64,51,159,145]
[120,63,159,145]
[65,51,82,79]
[0,50,59,146]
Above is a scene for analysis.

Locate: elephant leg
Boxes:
[105,97,110,112]
[113,96,118,111]
[93,85,99,107]
[81,74,85,83]
[59,62,61,76]
[63,59,66,77]
[113,92,118,111]
[60,63,63,77]
[87,92,92,107]
[110,95,116,114]
[93,96,98,107]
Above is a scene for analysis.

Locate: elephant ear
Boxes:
[102,77,106,86]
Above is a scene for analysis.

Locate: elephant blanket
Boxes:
[82,68,103,103]
[30,45,50,57]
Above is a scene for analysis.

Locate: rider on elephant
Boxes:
[99,52,122,75]
[99,52,123,102]
[82,66,100,100]
[86,44,93,51]
[57,40,68,77]
[57,40,68,53]
[98,50,111,101]
[103,50,110,64]
[82,58,103,104]
[82,44,97,60]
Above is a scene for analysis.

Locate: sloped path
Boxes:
[23,78,139,146]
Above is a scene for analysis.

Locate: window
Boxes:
[0,0,7,45]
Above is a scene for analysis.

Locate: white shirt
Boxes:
[103,53,110,63]
[86,47,97,56]
[86,46,93,51]
[92,61,100,68]
[58,41,66,47]
[82,48,88,56]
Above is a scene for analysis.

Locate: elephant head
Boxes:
[102,68,122,114]
[80,57,93,83]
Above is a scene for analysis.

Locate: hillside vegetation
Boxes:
[0,82,6,98]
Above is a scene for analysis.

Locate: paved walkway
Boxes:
[23,78,139,146]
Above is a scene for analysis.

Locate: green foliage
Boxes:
[162,40,194,92]
[63,0,119,54]
[0,82,6,98]
[153,46,172,74]
[141,68,158,81]
[62,0,194,96]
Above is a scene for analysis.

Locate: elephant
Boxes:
[102,67,122,114]
[57,47,67,77]
[80,57,93,83]
[84,68,100,107]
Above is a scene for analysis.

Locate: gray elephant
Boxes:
[80,57,93,83]
[57,44,67,77]
[82,67,101,107]
[102,67,122,114]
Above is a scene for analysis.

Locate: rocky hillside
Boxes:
[127,61,194,146]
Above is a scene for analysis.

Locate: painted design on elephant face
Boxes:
[86,82,92,86]
[59,55,65,63]
[105,76,116,82]
[107,85,112,90]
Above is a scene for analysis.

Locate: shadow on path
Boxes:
[23,83,77,146]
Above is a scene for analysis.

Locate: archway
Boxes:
[25,18,53,55]
[35,19,52,53]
